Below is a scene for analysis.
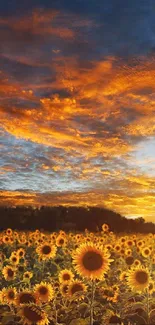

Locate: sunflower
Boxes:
[126,239,134,247]
[119,271,128,281]
[59,230,66,237]
[105,244,113,251]
[141,247,152,258]
[18,304,49,325]
[23,271,33,282]
[9,254,20,265]
[100,287,118,303]
[58,269,74,283]
[102,223,109,232]
[67,280,87,299]
[127,266,150,292]
[133,259,141,267]
[2,265,16,281]
[114,244,121,253]
[17,248,25,258]
[18,236,27,245]
[6,228,13,236]
[120,236,126,243]
[72,243,113,280]
[60,283,69,297]
[0,287,17,304]
[148,280,154,294]
[137,240,145,248]
[75,234,83,242]
[15,290,37,306]
[2,235,11,244]
[56,235,67,247]
[34,282,54,303]
[36,243,57,260]
[125,249,132,256]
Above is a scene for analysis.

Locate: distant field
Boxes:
[0,225,155,325]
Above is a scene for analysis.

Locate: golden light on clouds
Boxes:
[0,6,155,222]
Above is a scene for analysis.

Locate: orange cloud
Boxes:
[1,8,155,223]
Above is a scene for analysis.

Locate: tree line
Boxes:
[0,205,154,234]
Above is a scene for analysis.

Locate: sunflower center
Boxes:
[82,251,103,271]
[42,245,51,254]
[20,293,36,303]
[24,273,30,278]
[71,284,83,294]
[135,270,148,284]
[63,273,70,280]
[8,291,15,299]
[23,306,43,322]
[12,257,17,262]
[59,238,64,244]
[7,269,14,277]
[125,256,134,265]
[39,286,48,295]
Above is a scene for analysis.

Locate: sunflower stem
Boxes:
[146,288,150,325]
[53,299,58,325]
[90,279,95,325]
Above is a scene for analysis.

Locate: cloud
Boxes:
[0,5,155,221]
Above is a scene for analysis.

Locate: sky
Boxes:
[0,0,155,222]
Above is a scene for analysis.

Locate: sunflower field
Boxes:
[0,225,155,325]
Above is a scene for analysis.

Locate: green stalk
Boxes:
[90,279,95,325]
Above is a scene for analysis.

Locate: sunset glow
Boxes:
[0,1,155,222]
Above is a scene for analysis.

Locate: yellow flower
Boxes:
[148,280,154,294]
[2,235,11,244]
[18,304,49,325]
[6,228,13,236]
[67,280,87,299]
[34,282,54,303]
[0,287,17,304]
[56,235,67,247]
[36,242,57,260]
[2,265,16,281]
[9,255,20,265]
[119,271,128,281]
[127,266,150,292]
[15,290,37,306]
[100,287,118,303]
[60,283,69,297]
[17,248,25,258]
[58,269,74,283]
[141,247,152,258]
[23,271,33,282]
[102,223,109,232]
[72,243,113,280]
[133,259,141,267]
